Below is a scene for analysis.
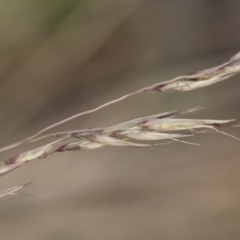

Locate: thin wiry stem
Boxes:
[0,51,239,153]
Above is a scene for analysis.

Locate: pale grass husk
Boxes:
[1,52,240,197]
[0,106,239,179]
[0,52,240,153]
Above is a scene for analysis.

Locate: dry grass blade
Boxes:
[0,52,239,153]
[0,107,239,178]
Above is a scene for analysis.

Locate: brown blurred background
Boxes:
[0,0,240,239]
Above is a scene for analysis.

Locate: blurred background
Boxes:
[0,0,240,239]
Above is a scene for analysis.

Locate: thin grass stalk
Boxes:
[0,52,240,153]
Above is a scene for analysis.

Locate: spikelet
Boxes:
[141,119,236,131]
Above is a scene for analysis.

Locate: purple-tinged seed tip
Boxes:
[5,155,18,165]
[57,145,67,152]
